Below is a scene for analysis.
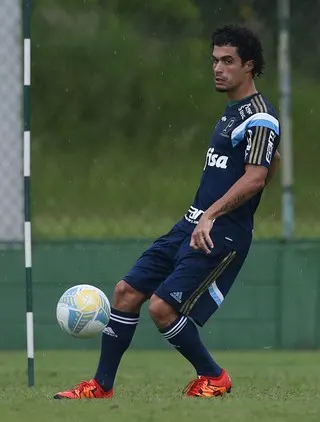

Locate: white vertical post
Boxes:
[278,0,294,240]
[24,0,34,387]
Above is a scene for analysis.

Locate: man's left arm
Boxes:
[205,147,281,219]
[205,164,267,220]
[265,149,281,185]
[190,126,280,253]
[190,165,267,253]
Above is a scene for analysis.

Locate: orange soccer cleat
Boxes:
[183,369,232,397]
[54,379,113,399]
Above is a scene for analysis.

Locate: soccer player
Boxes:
[54,24,281,399]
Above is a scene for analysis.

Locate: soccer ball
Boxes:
[56,284,111,339]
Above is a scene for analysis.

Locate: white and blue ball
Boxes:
[56,284,111,338]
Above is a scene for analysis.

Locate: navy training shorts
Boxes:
[124,224,248,326]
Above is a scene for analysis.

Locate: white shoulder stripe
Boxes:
[231,112,280,146]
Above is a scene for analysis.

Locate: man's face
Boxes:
[212,45,252,92]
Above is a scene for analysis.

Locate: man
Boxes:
[54,24,281,399]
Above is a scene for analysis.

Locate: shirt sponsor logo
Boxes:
[204,147,229,170]
[266,130,276,163]
[184,206,204,224]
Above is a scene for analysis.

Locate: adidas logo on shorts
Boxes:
[170,291,183,303]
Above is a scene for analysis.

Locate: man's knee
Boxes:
[149,294,178,329]
[113,280,147,313]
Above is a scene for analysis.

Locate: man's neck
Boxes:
[227,82,257,102]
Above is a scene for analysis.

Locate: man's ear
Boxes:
[245,60,254,73]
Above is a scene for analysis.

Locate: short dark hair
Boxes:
[212,25,265,77]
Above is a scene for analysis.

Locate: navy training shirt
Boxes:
[177,92,281,253]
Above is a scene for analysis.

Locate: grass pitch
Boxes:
[0,350,320,422]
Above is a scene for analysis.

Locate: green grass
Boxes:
[32,146,319,240]
[32,136,320,240]
[33,214,320,239]
[1,350,320,421]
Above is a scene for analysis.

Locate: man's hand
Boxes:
[189,156,279,254]
[190,214,214,254]
[190,164,268,254]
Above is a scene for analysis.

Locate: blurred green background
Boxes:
[31,0,319,239]
[2,0,320,354]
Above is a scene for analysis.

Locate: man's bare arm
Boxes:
[204,164,268,221]
[265,150,281,185]
[204,150,281,222]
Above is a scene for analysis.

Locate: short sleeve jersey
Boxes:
[177,92,281,252]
